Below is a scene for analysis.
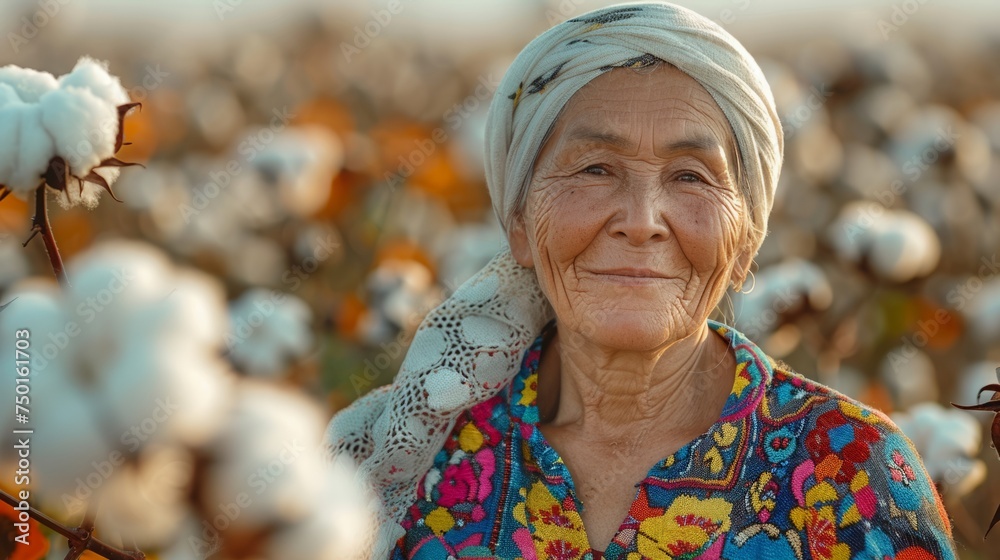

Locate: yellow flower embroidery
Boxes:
[525,481,589,559]
[749,472,777,517]
[425,506,455,535]
[458,422,484,453]
[731,361,750,396]
[713,422,738,447]
[636,495,732,559]
[518,372,538,406]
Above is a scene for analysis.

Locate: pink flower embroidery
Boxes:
[439,461,477,507]
[888,449,916,486]
[437,449,496,508]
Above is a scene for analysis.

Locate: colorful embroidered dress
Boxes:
[391,319,957,560]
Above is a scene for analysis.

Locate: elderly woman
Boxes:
[326,3,957,559]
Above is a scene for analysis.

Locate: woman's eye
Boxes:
[677,171,705,183]
[581,164,609,175]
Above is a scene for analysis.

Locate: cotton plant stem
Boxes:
[64,505,98,560]
[25,184,70,287]
[0,489,144,559]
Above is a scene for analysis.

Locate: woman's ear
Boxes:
[507,215,534,268]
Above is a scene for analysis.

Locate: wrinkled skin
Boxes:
[507,63,754,551]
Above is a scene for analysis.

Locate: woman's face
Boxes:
[508,64,752,351]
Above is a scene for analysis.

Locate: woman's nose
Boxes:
[607,179,671,245]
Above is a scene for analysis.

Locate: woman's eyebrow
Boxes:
[565,126,724,156]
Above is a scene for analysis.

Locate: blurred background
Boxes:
[1,0,999,558]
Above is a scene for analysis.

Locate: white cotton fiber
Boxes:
[9,105,55,193]
[39,86,120,177]
[0,65,58,103]
[0,83,22,109]
[57,56,130,106]
[0,57,131,207]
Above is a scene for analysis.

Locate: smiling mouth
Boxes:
[586,268,673,284]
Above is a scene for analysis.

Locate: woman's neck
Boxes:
[535,321,736,444]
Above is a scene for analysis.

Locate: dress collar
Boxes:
[508,318,773,426]
[505,319,775,485]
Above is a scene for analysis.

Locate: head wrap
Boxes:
[324,3,784,558]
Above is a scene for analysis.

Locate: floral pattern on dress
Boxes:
[392,319,958,560]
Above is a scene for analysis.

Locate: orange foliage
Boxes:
[0,193,29,232]
[374,239,435,278]
[913,298,962,350]
[292,97,356,137]
[336,292,367,342]
[312,170,363,221]
[0,499,49,560]
[859,381,895,415]
[48,208,94,262]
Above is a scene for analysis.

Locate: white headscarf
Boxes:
[324,3,784,558]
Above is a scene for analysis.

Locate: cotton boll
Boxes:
[227,289,314,377]
[0,283,66,376]
[888,105,959,173]
[94,444,195,549]
[263,457,374,560]
[879,348,938,410]
[826,204,940,282]
[0,103,55,195]
[224,234,287,286]
[733,259,832,339]
[0,65,58,103]
[826,200,879,263]
[361,258,442,343]
[91,268,233,447]
[867,219,940,282]
[201,382,329,530]
[66,239,175,311]
[0,83,21,108]
[0,103,23,190]
[892,402,985,497]
[251,125,344,218]
[57,56,130,106]
[31,383,115,501]
[39,86,120,178]
[0,59,131,206]
[12,105,55,192]
[3,241,234,499]
[963,279,1000,345]
[166,270,230,348]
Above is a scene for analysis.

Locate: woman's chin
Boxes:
[571,310,687,351]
